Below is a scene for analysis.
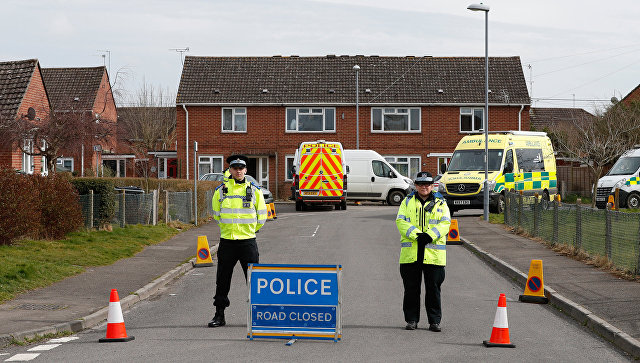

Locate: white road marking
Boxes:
[5,353,40,361]
[48,336,78,343]
[300,225,320,237]
[28,344,60,351]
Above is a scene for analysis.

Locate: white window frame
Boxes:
[460,107,485,133]
[427,153,453,174]
[371,108,421,133]
[22,139,34,174]
[198,155,223,179]
[57,157,74,172]
[286,107,336,133]
[383,155,421,179]
[222,107,247,133]
[285,155,295,181]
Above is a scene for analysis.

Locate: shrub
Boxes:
[70,178,116,226]
[32,174,83,239]
[0,168,40,245]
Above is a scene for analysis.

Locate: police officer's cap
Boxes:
[414,171,434,184]
[227,154,249,168]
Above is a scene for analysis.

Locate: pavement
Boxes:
[0,205,639,359]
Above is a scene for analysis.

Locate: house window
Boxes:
[285,155,295,181]
[198,155,223,179]
[57,157,74,172]
[222,108,247,132]
[286,108,335,132]
[384,156,421,178]
[460,107,484,132]
[103,159,126,177]
[22,139,34,174]
[56,158,73,172]
[372,108,420,132]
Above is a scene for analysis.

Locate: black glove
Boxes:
[417,233,432,245]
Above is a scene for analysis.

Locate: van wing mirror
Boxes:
[440,163,447,174]
[292,165,297,174]
[346,165,350,174]
[389,171,396,178]
[504,163,513,174]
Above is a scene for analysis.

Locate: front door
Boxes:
[248,156,269,189]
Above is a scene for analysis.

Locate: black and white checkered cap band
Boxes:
[414,176,433,183]
[229,159,247,166]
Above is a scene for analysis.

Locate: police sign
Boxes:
[247,264,342,341]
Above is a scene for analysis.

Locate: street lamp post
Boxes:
[353,64,360,149]
[468,3,490,221]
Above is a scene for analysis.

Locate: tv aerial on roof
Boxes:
[170,47,190,66]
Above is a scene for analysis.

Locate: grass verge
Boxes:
[0,224,181,304]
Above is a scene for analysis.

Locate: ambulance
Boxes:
[437,131,557,214]
[595,147,640,209]
[292,140,347,211]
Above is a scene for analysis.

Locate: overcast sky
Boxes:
[3,0,639,112]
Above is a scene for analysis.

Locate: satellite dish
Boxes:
[27,107,36,120]
[611,97,619,104]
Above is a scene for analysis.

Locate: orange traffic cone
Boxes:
[99,289,135,342]
[483,293,515,348]
[270,202,277,219]
[446,219,461,245]
[266,204,274,220]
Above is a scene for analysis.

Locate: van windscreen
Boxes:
[608,156,640,176]
[448,150,503,172]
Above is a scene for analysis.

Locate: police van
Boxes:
[438,131,557,214]
[292,140,347,211]
[595,147,640,209]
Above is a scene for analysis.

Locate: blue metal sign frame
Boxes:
[247,263,342,342]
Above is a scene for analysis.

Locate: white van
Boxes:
[596,148,640,209]
[343,149,414,206]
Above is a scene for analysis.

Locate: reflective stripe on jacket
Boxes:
[396,192,451,265]
[212,178,268,240]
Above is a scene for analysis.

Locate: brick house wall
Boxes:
[0,61,49,174]
[177,104,529,199]
[621,84,640,106]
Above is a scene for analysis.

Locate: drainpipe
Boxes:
[182,104,189,179]
[518,104,525,131]
[275,152,278,200]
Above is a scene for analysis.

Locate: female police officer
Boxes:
[208,155,268,327]
[395,171,451,332]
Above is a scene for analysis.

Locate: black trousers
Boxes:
[213,238,259,309]
[400,262,445,325]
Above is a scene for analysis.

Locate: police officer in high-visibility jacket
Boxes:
[396,171,451,332]
[208,155,268,328]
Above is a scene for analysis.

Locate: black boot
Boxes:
[208,310,226,328]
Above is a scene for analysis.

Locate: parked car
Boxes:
[199,173,274,204]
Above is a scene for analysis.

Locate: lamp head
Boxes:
[467,3,490,11]
[353,65,360,71]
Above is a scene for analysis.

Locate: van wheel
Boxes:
[495,193,505,214]
[341,200,347,210]
[387,191,405,206]
[335,204,340,210]
[627,192,640,209]
[295,200,302,211]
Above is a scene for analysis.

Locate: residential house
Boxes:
[0,59,50,174]
[176,55,531,199]
[621,84,640,106]
[41,66,117,176]
[116,106,178,178]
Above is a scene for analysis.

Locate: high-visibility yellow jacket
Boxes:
[212,178,268,240]
[396,192,451,265]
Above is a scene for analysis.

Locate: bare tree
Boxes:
[550,103,640,207]
[117,82,176,182]
[0,106,114,173]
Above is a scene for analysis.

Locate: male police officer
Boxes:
[208,155,268,328]
[396,171,451,332]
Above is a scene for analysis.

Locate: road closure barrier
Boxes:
[99,289,135,343]
[192,235,214,267]
[270,203,277,219]
[519,259,549,304]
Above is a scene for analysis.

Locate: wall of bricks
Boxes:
[0,65,50,173]
[177,104,529,199]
